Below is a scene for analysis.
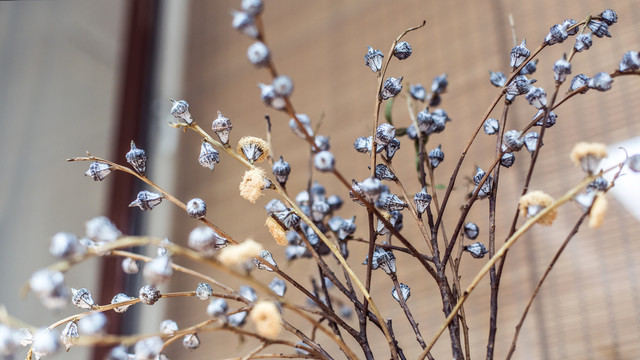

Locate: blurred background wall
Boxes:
[1,1,639,359]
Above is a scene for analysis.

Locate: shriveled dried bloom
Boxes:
[265,217,288,245]
[589,192,607,228]
[518,190,557,226]
[570,142,608,175]
[250,301,282,338]
[218,239,263,267]
[237,136,270,163]
[239,167,267,203]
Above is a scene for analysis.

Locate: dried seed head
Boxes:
[85,162,113,181]
[380,76,403,100]
[240,286,258,302]
[250,301,282,338]
[588,19,611,38]
[464,242,488,258]
[50,232,85,259]
[239,167,267,203]
[254,249,277,271]
[258,83,286,110]
[134,336,164,360]
[107,345,130,360]
[276,209,300,229]
[111,293,134,313]
[431,73,448,94]
[186,198,207,219]
[327,194,343,211]
[139,285,161,305]
[0,325,19,356]
[143,255,173,286]
[289,114,314,139]
[619,51,640,72]
[126,141,147,175]
[600,9,618,25]
[414,187,432,214]
[570,142,608,174]
[311,201,330,222]
[500,152,516,168]
[518,191,557,226]
[410,84,426,101]
[242,0,263,16]
[378,193,407,212]
[219,239,263,267]
[370,247,396,274]
[563,19,579,35]
[569,74,590,94]
[627,154,640,172]
[129,190,163,211]
[314,151,335,172]
[589,193,608,228]
[545,24,568,45]
[587,177,608,192]
[375,164,397,181]
[393,41,412,60]
[505,75,536,98]
[375,123,396,146]
[386,138,401,160]
[552,55,571,83]
[60,321,78,351]
[519,59,538,75]
[428,145,445,168]
[237,136,269,163]
[483,118,500,135]
[364,46,383,72]
[510,39,530,69]
[71,288,95,309]
[85,216,121,243]
[534,109,558,128]
[195,283,213,301]
[182,333,200,351]
[574,33,593,52]
[524,132,539,153]
[211,111,233,145]
[464,222,479,239]
[207,298,229,317]
[32,329,60,359]
[391,283,411,302]
[247,41,270,67]
[359,177,383,203]
[231,10,258,38]
[502,130,524,152]
[160,319,178,335]
[188,226,228,256]
[272,156,291,186]
[170,99,192,124]
[265,216,287,246]
[473,166,493,198]
[314,135,331,151]
[338,216,357,240]
[489,71,507,87]
[198,141,220,171]
[78,312,106,335]
[265,199,287,215]
[272,75,294,97]
[269,278,287,297]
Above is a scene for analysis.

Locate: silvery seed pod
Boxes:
[544,24,568,45]
[126,141,147,175]
[86,216,121,243]
[519,59,538,75]
[170,99,192,124]
[188,226,228,257]
[186,198,207,219]
[111,293,134,313]
[588,20,611,38]
[314,135,331,151]
[198,141,220,171]
[85,162,113,181]
[378,193,407,212]
[289,114,314,139]
[562,19,578,35]
[364,46,384,72]
[314,151,335,172]
[393,41,412,60]
[406,123,418,140]
[619,51,640,72]
[273,75,294,97]
[139,285,161,305]
[182,333,200,350]
[627,154,640,172]
[134,336,163,360]
[489,71,507,87]
[360,177,383,203]
[371,247,396,274]
[429,145,445,168]
[311,201,330,222]
[386,138,401,159]
[375,123,396,145]
[553,55,571,83]
[391,283,411,302]
[484,118,500,135]
[269,278,287,297]
[195,283,213,301]
[525,87,547,109]
[510,39,530,69]
[0,326,18,356]
[61,321,79,351]
[473,166,486,185]
[50,232,85,259]
[575,191,597,211]
[500,152,516,168]
[207,298,229,317]
[277,209,300,229]
[247,41,270,67]
[340,305,353,318]
[265,199,287,215]
[464,242,488,258]
[574,33,592,52]
[239,286,257,302]
[349,180,366,206]
[78,312,106,335]
[327,194,343,211]
[338,217,356,240]
[157,238,171,257]
[414,187,432,214]
[143,255,173,286]
[255,250,277,271]
[285,244,308,260]
[473,172,492,198]
[410,84,426,101]
[228,312,248,327]
[587,177,608,192]
[32,329,60,359]
[505,75,536,97]
[380,77,403,100]
[464,222,479,239]
[231,10,258,38]
[242,0,263,16]
[272,156,291,186]
[431,73,448,94]
[16,328,33,347]
[524,132,539,153]
[107,345,130,360]
[375,164,397,181]
[211,111,233,145]
[30,269,65,297]
[600,9,617,25]
[534,109,558,128]
[502,130,524,152]
[258,83,286,110]
[129,190,163,211]
[569,74,590,94]
[353,136,370,153]
[71,288,95,309]
[588,72,613,91]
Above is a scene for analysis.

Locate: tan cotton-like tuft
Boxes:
[218,239,263,267]
[240,168,267,203]
[570,142,608,169]
[589,192,608,228]
[250,300,282,339]
[265,217,288,246]
[237,136,270,163]
[518,190,557,226]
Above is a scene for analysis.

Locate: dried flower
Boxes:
[370,247,396,274]
[464,242,488,258]
[32,329,60,359]
[265,217,288,245]
[314,135,331,151]
[518,190,557,226]
[247,41,270,67]
[327,194,343,211]
[60,321,78,351]
[237,136,269,164]
[143,255,173,286]
[375,164,397,181]
[78,312,106,335]
[431,73,448,94]
[510,39,530,69]
[587,177,608,192]
[195,283,213,301]
[484,118,499,135]
[574,33,592,52]
[50,232,85,259]
[314,151,335,172]
[258,83,286,110]
[240,286,258,302]
[269,278,287,297]
[239,167,267,203]
[170,98,193,124]
[534,109,558,128]
[429,145,445,168]
[276,209,300,229]
[188,226,228,256]
[311,200,330,222]
[589,192,608,228]
[211,111,233,145]
[393,41,412,60]
[242,0,263,16]
[134,336,163,360]
[380,76,403,100]
[563,19,579,35]
[272,75,294,97]
[502,130,524,152]
[160,319,178,335]
[545,24,568,45]
[524,131,539,154]
[619,51,640,72]
[414,187,432,214]
[526,87,547,109]
[505,75,536,99]
[570,142,608,174]
[29,269,69,310]
[410,84,426,101]
[359,177,383,203]
[364,46,383,72]
[464,222,479,239]
[207,298,229,317]
[111,293,134,313]
[231,10,258,38]
[182,333,200,350]
[85,161,113,181]
[627,154,640,172]
[378,193,407,212]
[391,283,411,302]
[489,71,507,87]
[250,301,282,338]
[125,141,147,175]
[218,239,263,267]
[500,152,515,168]
[600,9,618,25]
[588,19,611,38]
[519,59,538,75]
[375,123,396,146]
[289,114,314,139]
[570,74,590,93]
[254,249,277,271]
[72,288,95,309]
[198,141,220,171]
[129,190,163,211]
[553,55,571,83]
[139,284,161,305]
[186,198,207,219]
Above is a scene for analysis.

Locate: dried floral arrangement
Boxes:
[1,1,640,359]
